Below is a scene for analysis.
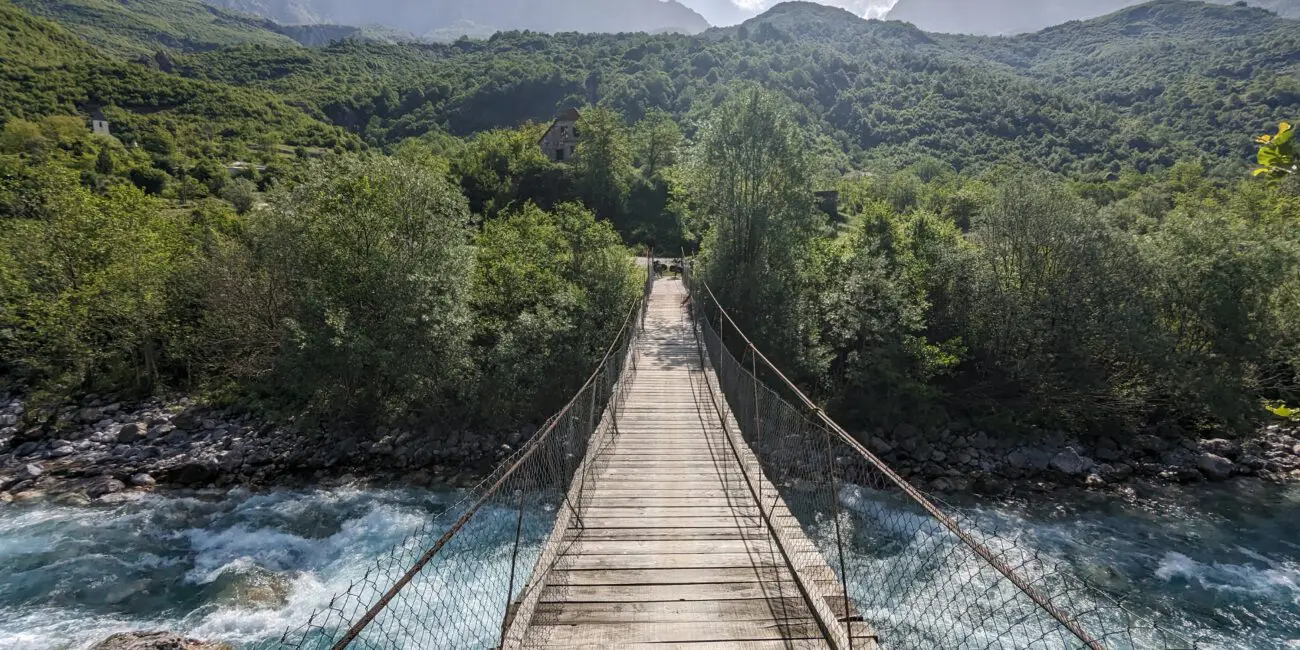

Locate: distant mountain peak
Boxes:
[200,0,712,38]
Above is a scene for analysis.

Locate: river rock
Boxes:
[146,424,174,440]
[1200,438,1241,460]
[118,423,146,444]
[90,631,232,650]
[131,473,156,487]
[1006,449,1029,471]
[18,463,43,480]
[1132,434,1167,455]
[172,409,202,430]
[1050,448,1093,476]
[168,458,219,486]
[207,565,292,610]
[13,441,40,457]
[1197,453,1235,481]
[1093,437,1120,462]
[49,445,76,458]
[86,476,126,498]
[868,436,893,455]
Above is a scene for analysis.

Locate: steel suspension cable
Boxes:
[690,278,1107,650]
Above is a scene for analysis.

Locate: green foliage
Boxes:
[572,106,634,222]
[0,165,200,395]
[220,177,256,215]
[632,109,682,183]
[693,88,823,373]
[11,0,298,57]
[1255,121,1296,179]
[451,125,570,217]
[129,167,169,195]
[248,156,474,423]
[811,169,1300,436]
[472,201,639,425]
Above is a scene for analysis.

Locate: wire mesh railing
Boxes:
[276,258,655,650]
[683,264,1197,650]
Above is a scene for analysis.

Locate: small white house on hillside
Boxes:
[90,107,110,137]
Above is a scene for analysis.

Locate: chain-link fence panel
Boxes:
[275,261,655,650]
[684,266,1196,650]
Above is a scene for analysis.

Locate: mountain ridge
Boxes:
[886,0,1300,34]
[199,0,713,39]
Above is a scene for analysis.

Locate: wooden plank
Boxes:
[582,504,759,514]
[564,528,771,542]
[563,539,773,555]
[530,597,817,622]
[545,567,798,586]
[523,640,831,650]
[557,553,784,571]
[578,517,761,529]
[521,620,828,645]
[539,582,809,603]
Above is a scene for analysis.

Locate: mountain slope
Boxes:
[886,0,1300,34]
[174,6,1189,176]
[11,0,300,56]
[934,1,1300,158]
[0,0,353,150]
[200,0,712,37]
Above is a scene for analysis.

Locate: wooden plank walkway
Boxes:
[503,279,876,649]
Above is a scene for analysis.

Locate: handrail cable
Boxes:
[326,260,652,650]
[690,277,1107,650]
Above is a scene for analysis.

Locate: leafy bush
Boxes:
[220,177,257,215]
[245,156,475,423]
[0,165,199,396]
[472,201,639,425]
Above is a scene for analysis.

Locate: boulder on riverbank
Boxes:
[0,391,531,500]
[91,631,232,650]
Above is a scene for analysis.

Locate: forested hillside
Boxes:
[1,0,1298,447]
[886,0,1300,34]
[11,0,299,55]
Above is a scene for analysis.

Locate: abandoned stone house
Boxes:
[539,108,581,162]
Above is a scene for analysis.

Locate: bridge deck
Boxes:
[506,279,874,649]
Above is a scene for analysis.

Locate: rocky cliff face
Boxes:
[885,0,1299,34]
[202,0,712,37]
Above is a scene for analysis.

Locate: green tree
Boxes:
[632,109,683,182]
[95,146,115,176]
[689,88,822,372]
[128,167,169,195]
[221,177,257,215]
[572,106,633,222]
[472,201,638,424]
[252,156,474,423]
[451,125,569,216]
[0,166,197,395]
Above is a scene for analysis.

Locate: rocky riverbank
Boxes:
[862,421,1300,496]
[0,392,527,505]
[3,390,1299,505]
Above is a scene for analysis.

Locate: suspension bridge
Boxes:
[281,263,1194,650]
